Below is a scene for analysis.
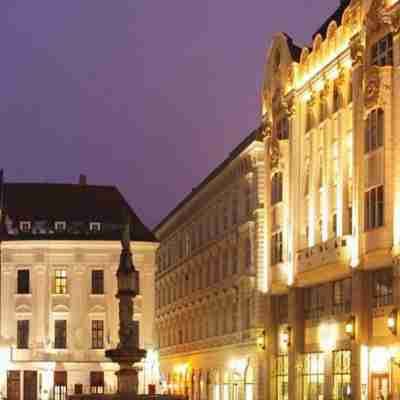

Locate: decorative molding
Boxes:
[364,66,381,111]
[350,33,364,67]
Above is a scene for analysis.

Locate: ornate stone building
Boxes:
[154,134,267,400]
[156,1,400,400]
[0,179,158,400]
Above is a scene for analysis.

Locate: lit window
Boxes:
[371,33,393,66]
[55,221,66,232]
[91,320,104,349]
[271,231,283,265]
[19,221,31,233]
[303,353,324,400]
[277,355,289,400]
[365,108,384,154]
[333,351,352,400]
[55,270,67,294]
[89,222,101,232]
[365,185,384,230]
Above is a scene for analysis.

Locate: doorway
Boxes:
[7,371,20,400]
[53,371,67,400]
[23,371,37,400]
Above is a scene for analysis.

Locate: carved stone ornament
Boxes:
[282,97,295,118]
[261,113,272,138]
[365,0,386,34]
[350,34,364,66]
[268,136,281,170]
[364,66,381,110]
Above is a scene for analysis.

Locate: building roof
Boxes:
[154,127,264,235]
[0,182,156,242]
[312,0,351,40]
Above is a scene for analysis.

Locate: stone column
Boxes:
[288,288,304,400]
[33,264,47,349]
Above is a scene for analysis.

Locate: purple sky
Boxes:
[0,1,340,228]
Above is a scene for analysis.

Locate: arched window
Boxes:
[271,172,283,205]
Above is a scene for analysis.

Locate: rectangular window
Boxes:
[89,222,101,232]
[371,34,393,66]
[271,232,283,265]
[91,320,104,349]
[333,350,352,400]
[277,355,289,400]
[55,270,67,294]
[373,268,393,308]
[304,286,324,320]
[332,213,338,237]
[277,117,289,140]
[54,371,67,400]
[365,185,384,230]
[54,221,66,232]
[333,278,352,315]
[19,221,31,233]
[90,371,104,394]
[91,270,104,294]
[303,353,324,400]
[365,108,384,153]
[277,295,289,323]
[306,102,315,131]
[17,320,29,349]
[17,269,30,294]
[54,320,67,349]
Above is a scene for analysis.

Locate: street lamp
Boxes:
[388,309,398,335]
[345,316,355,340]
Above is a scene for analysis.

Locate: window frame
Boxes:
[271,172,283,206]
[19,221,31,233]
[302,353,324,400]
[89,222,101,232]
[54,319,67,349]
[304,286,324,321]
[372,268,393,308]
[365,185,384,231]
[17,269,30,294]
[277,354,289,400]
[54,269,68,295]
[271,231,283,266]
[91,320,104,349]
[332,278,352,315]
[91,270,105,295]
[332,350,352,400]
[371,33,393,66]
[17,319,30,349]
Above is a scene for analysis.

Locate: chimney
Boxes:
[79,174,87,185]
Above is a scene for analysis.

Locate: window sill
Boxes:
[52,293,70,298]
[15,293,32,297]
[90,293,106,297]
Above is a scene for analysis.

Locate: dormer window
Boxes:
[90,222,101,232]
[19,221,31,233]
[55,221,66,232]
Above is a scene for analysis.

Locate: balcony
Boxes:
[296,236,351,284]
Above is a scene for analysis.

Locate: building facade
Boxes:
[156,1,400,400]
[154,135,267,400]
[0,180,159,400]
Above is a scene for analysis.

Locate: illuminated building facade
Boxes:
[0,179,159,400]
[154,135,267,400]
[156,1,400,400]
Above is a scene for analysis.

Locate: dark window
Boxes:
[333,84,343,112]
[54,371,67,400]
[277,117,289,140]
[306,102,315,131]
[92,320,104,349]
[17,270,30,294]
[348,206,353,234]
[90,372,104,394]
[271,232,283,265]
[271,172,283,205]
[54,320,67,349]
[304,286,324,320]
[365,185,384,230]
[91,270,104,294]
[333,279,352,315]
[333,350,352,400]
[332,213,338,237]
[277,295,289,323]
[365,108,384,153]
[17,320,29,349]
[373,268,393,308]
[319,94,328,122]
[74,384,83,395]
[372,34,393,66]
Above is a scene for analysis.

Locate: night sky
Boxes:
[0,1,340,228]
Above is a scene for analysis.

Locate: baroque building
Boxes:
[0,178,159,400]
[156,1,400,400]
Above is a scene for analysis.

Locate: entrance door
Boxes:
[372,374,390,400]
[54,371,67,400]
[7,371,21,400]
[24,371,37,400]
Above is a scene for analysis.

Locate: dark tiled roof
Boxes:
[312,0,351,40]
[154,127,264,234]
[0,183,156,242]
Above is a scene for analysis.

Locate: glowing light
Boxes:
[388,309,398,335]
[302,90,311,102]
[229,358,248,374]
[313,78,325,92]
[173,363,189,375]
[345,316,355,340]
[370,347,391,373]
[327,65,339,81]
[319,322,337,352]
[0,348,10,372]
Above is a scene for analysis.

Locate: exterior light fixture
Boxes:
[388,309,398,335]
[257,330,266,351]
[345,316,355,340]
[282,326,292,347]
